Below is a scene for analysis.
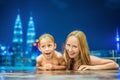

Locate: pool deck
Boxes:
[0,67,120,80]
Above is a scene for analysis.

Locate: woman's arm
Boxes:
[90,56,119,69]
[78,56,119,71]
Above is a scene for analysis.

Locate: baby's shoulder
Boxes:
[55,51,63,59]
[36,54,43,62]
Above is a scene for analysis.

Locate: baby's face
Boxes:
[38,38,56,59]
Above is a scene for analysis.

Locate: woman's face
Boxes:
[65,36,80,59]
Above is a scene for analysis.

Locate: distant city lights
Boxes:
[116,27,120,51]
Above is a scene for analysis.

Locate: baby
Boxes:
[36,33,66,70]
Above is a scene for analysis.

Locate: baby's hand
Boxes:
[44,63,53,70]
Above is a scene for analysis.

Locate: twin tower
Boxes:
[12,11,36,66]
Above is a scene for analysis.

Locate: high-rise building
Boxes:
[25,14,36,66]
[26,15,36,56]
[12,10,23,66]
[116,27,120,52]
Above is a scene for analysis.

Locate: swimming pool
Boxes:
[0,67,119,80]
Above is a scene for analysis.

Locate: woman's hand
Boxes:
[78,65,93,71]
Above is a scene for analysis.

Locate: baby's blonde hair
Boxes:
[38,33,55,43]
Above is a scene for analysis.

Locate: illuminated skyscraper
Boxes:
[25,14,36,66]
[116,27,120,52]
[12,10,23,66]
[26,14,36,55]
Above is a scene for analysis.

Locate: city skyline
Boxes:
[0,0,120,51]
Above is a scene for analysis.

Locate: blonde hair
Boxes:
[38,33,55,43]
[64,30,91,69]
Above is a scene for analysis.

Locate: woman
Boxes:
[64,30,119,71]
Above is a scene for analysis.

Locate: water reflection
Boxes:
[0,69,119,80]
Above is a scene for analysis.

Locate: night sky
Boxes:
[0,0,120,51]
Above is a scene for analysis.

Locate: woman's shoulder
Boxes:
[90,55,100,60]
[90,55,108,64]
[90,55,96,58]
[90,55,104,59]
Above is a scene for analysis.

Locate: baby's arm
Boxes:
[36,55,54,70]
[52,56,66,70]
[36,55,45,70]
